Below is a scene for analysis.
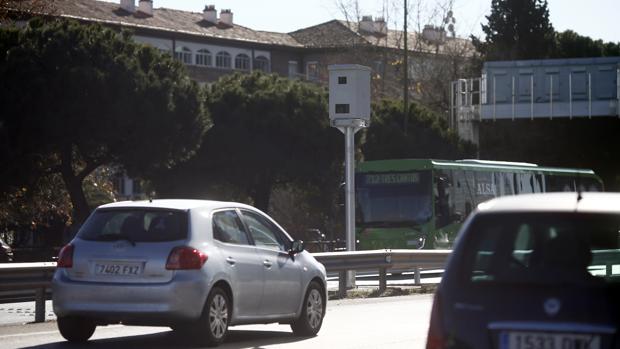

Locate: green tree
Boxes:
[472,0,555,61]
[552,30,620,58]
[154,72,342,213]
[0,19,210,223]
[362,100,477,161]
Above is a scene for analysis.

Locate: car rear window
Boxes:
[462,212,620,285]
[77,209,188,242]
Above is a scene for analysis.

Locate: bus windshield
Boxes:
[356,171,432,226]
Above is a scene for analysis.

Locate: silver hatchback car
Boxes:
[53,199,327,346]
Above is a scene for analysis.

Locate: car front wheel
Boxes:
[57,316,96,342]
[291,281,325,336]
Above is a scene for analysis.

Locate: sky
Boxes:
[103,0,619,43]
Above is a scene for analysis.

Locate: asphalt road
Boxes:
[0,294,434,349]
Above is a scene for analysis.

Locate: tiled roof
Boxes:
[289,20,368,48]
[7,0,473,54]
[38,0,303,47]
[292,20,474,56]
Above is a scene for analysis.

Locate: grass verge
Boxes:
[328,284,437,300]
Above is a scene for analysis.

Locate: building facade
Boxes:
[10,0,472,98]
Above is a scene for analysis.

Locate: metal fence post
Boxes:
[379,267,387,293]
[338,270,347,299]
[34,287,45,323]
[414,266,421,285]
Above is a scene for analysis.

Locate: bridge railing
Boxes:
[313,249,451,298]
[0,249,452,322]
[0,262,56,323]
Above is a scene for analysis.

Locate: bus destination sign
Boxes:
[364,173,420,185]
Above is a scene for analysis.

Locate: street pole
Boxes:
[345,126,355,255]
[327,65,371,289]
[403,0,409,135]
[344,125,356,287]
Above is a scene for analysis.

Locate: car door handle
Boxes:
[226,257,236,265]
[263,260,272,268]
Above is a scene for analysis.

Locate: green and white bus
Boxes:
[355,159,603,250]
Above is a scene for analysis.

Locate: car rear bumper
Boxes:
[52,271,209,325]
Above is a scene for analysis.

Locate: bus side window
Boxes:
[435,176,448,227]
[435,171,456,228]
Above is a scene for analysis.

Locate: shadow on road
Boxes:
[17,328,310,349]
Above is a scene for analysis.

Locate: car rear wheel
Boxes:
[291,281,324,336]
[57,316,96,342]
[195,287,230,347]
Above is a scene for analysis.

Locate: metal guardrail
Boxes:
[0,262,56,322]
[313,249,451,298]
[0,249,452,322]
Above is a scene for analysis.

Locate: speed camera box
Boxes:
[328,65,371,122]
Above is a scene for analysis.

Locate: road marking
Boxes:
[0,324,124,339]
[0,330,59,339]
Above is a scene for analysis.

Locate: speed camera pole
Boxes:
[328,65,371,288]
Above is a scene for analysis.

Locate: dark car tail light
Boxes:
[57,244,74,268]
[166,246,207,270]
[426,290,447,349]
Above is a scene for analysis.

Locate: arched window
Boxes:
[195,49,212,67]
[235,53,250,71]
[174,47,192,65]
[253,56,270,72]
[216,51,231,69]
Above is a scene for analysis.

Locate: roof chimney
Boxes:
[203,5,217,23]
[138,0,153,17]
[374,17,387,36]
[120,0,135,13]
[422,25,446,43]
[219,9,233,26]
[359,15,374,33]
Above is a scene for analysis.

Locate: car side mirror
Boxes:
[289,240,304,257]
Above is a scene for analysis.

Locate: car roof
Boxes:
[98,199,257,212]
[476,192,620,214]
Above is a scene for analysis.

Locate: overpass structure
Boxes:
[451,56,620,145]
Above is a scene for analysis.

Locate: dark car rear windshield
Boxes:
[462,212,620,285]
[77,209,188,242]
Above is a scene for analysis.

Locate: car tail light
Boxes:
[426,290,447,349]
[57,244,74,268]
[166,246,207,270]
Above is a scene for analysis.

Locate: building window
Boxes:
[288,61,299,79]
[216,51,231,69]
[235,53,250,71]
[158,48,172,56]
[195,49,212,67]
[253,56,270,72]
[174,47,192,65]
[306,61,319,81]
[374,60,383,73]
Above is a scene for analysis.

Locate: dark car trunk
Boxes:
[437,211,620,349]
[442,283,619,349]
